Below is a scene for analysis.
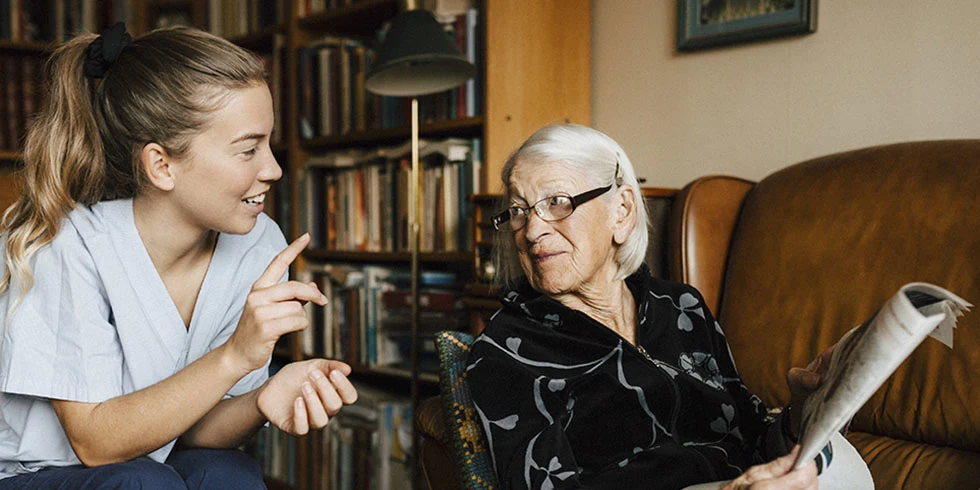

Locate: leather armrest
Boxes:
[668,175,754,313]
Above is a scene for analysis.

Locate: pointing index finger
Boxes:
[254,233,310,289]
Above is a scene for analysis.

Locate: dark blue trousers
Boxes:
[0,448,265,489]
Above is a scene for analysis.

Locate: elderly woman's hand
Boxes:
[785,344,835,439]
[720,446,818,490]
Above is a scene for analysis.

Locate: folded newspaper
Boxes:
[794,282,972,470]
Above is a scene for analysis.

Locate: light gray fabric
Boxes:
[0,199,286,478]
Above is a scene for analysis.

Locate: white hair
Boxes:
[493,123,650,289]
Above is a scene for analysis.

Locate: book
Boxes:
[793,282,971,470]
[381,289,460,312]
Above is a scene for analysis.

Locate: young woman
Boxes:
[0,23,357,489]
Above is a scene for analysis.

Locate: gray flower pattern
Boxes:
[468,267,777,490]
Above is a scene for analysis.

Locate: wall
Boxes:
[592,1,980,188]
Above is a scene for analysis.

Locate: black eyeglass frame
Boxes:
[492,162,623,231]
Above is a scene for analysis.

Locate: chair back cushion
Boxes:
[715,140,980,453]
[435,330,499,490]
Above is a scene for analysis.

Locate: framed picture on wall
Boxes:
[677,0,817,51]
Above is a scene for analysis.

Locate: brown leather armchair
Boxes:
[417,140,980,489]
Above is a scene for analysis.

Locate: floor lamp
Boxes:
[364,6,474,486]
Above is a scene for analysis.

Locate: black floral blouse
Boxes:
[467,265,784,490]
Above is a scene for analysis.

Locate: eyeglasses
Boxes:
[492,162,623,231]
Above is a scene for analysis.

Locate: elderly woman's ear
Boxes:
[612,185,637,245]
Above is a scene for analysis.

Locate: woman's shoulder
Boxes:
[627,266,704,299]
[0,208,102,297]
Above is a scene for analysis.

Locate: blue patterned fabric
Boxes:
[436,330,500,490]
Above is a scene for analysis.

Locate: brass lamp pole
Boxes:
[364,5,474,487]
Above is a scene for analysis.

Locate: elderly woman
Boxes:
[466,124,873,490]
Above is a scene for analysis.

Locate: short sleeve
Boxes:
[0,226,123,403]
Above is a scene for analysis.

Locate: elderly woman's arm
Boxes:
[467,351,595,490]
[689,287,823,490]
[688,286,793,462]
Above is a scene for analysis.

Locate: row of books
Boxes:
[0,0,129,42]
[0,54,43,152]
[295,0,364,18]
[246,358,299,486]
[207,0,284,39]
[297,0,472,20]
[296,264,465,373]
[0,0,281,44]
[296,6,481,139]
[299,138,482,253]
[311,384,414,490]
[250,425,298,486]
[268,33,288,144]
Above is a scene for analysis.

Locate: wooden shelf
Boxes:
[0,151,23,163]
[642,187,679,198]
[263,477,294,490]
[464,283,498,298]
[300,116,483,151]
[0,40,53,53]
[470,193,499,204]
[297,0,399,38]
[359,365,439,385]
[304,249,473,263]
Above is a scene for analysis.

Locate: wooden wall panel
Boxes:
[484,0,592,192]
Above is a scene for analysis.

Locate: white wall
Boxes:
[592,1,980,188]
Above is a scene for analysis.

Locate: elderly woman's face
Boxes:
[508,159,618,297]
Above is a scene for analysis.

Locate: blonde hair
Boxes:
[0,26,266,306]
[493,124,650,290]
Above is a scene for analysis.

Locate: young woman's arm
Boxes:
[50,235,351,466]
[180,358,357,450]
[51,343,260,465]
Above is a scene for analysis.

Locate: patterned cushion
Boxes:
[436,330,500,490]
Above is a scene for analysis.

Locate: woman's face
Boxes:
[171,84,281,235]
[508,159,619,298]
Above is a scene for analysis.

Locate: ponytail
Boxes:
[1,34,105,303]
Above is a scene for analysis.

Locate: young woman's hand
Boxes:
[225,233,327,374]
[257,359,358,435]
[720,446,818,490]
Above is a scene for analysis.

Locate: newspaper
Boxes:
[794,282,972,470]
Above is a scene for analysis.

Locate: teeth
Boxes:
[243,193,266,205]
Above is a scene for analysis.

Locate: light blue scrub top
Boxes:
[0,198,286,478]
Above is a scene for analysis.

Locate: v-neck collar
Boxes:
[101,199,227,364]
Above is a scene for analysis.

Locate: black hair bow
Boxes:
[83,22,132,79]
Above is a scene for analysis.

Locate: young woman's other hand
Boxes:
[258,359,358,435]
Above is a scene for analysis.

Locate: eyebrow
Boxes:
[229,132,267,146]
[509,187,570,205]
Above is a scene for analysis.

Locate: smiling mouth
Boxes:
[533,251,562,262]
[243,193,266,206]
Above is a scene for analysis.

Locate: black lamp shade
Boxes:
[366,9,476,97]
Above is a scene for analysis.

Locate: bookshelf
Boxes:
[1,0,591,488]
